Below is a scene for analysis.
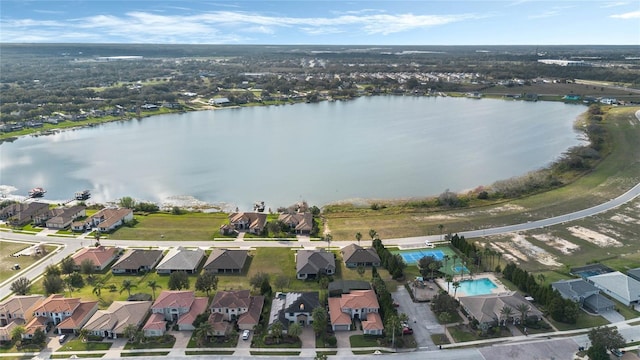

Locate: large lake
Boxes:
[0,96,586,210]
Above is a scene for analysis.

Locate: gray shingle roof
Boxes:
[156,247,205,272]
[552,279,599,300]
[341,244,380,264]
[203,249,248,271]
[111,249,163,271]
[296,250,335,275]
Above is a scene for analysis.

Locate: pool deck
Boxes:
[435,273,512,299]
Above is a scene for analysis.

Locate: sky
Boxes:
[0,0,638,45]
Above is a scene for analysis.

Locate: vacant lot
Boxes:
[113,212,228,240]
[0,241,57,283]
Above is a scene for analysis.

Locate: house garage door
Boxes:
[333,324,350,331]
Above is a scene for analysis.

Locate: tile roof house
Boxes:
[30,294,98,334]
[143,291,208,336]
[72,207,133,233]
[328,289,383,335]
[156,247,205,275]
[71,246,120,271]
[552,279,614,314]
[83,301,152,339]
[42,205,86,229]
[0,295,45,341]
[224,212,267,235]
[588,271,640,307]
[111,249,164,274]
[296,249,336,280]
[203,249,248,274]
[459,293,543,328]
[278,212,314,235]
[341,244,381,268]
[209,290,265,332]
[269,292,320,332]
[0,202,49,226]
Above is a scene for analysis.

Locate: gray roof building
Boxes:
[588,271,640,307]
[203,249,248,274]
[111,249,164,274]
[341,244,381,268]
[459,293,543,327]
[552,278,615,314]
[156,247,205,274]
[296,249,335,279]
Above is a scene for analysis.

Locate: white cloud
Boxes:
[600,2,630,8]
[610,10,640,19]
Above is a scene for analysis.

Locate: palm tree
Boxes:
[515,303,530,325]
[270,322,284,344]
[120,280,137,297]
[325,233,332,250]
[442,255,450,274]
[428,261,439,280]
[438,312,451,340]
[147,280,161,301]
[123,324,138,343]
[445,274,453,293]
[194,322,213,347]
[63,277,74,297]
[92,280,104,297]
[483,248,492,270]
[355,232,362,246]
[369,229,377,241]
[500,306,514,327]
[78,328,90,342]
[452,281,460,298]
[537,273,546,285]
[11,326,25,343]
[287,322,302,339]
[438,224,444,241]
[452,255,458,277]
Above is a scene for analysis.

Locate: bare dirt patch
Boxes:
[509,233,562,267]
[410,214,458,221]
[531,233,580,255]
[567,226,623,247]
[610,214,640,225]
[489,242,526,264]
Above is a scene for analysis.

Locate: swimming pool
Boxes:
[456,278,498,296]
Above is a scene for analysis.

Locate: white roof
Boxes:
[589,271,640,303]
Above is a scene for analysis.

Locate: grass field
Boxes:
[113,212,228,241]
[0,241,57,283]
[58,339,112,351]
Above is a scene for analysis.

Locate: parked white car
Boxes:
[242,330,250,340]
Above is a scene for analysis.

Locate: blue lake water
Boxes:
[0,96,586,210]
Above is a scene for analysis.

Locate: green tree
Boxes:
[385,315,401,348]
[500,306,513,326]
[120,279,137,297]
[147,280,161,300]
[356,265,366,277]
[428,261,440,280]
[10,277,30,295]
[274,274,289,292]
[60,257,76,275]
[80,259,96,279]
[63,276,75,297]
[515,303,530,324]
[586,343,608,360]
[312,306,328,336]
[270,321,283,344]
[45,264,61,277]
[11,325,25,342]
[444,274,453,293]
[369,229,377,240]
[31,328,46,346]
[123,324,138,343]
[452,281,460,298]
[438,224,444,240]
[78,328,90,342]
[92,280,105,297]
[168,271,190,290]
[355,232,362,246]
[438,312,451,339]
[315,353,328,360]
[588,326,625,352]
[287,322,302,339]
[119,196,136,209]
[43,274,64,295]
[194,322,213,347]
[195,273,218,296]
[260,277,272,296]
[250,272,270,290]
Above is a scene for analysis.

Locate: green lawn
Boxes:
[0,241,57,283]
[548,313,609,331]
[123,336,175,349]
[113,212,228,241]
[58,339,112,352]
[121,351,170,357]
[187,333,238,348]
[249,351,301,356]
[50,354,105,358]
[349,334,383,347]
[185,350,234,355]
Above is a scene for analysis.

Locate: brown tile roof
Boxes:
[328,297,351,326]
[177,297,209,326]
[72,246,119,267]
[111,249,163,271]
[278,213,313,232]
[237,295,264,327]
[152,290,195,309]
[24,316,48,335]
[211,290,251,309]
[203,249,248,271]
[338,290,379,310]
[34,294,81,313]
[143,312,166,331]
[341,244,380,264]
[229,212,267,231]
[56,301,98,330]
[0,295,45,317]
[362,312,383,331]
[94,208,133,229]
[208,312,232,333]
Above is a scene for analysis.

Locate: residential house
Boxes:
[552,279,615,314]
[72,207,133,233]
[296,249,335,280]
[459,293,543,328]
[269,292,319,332]
[328,290,383,335]
[111,249,163,274]
[0,202,49,227]
[341,244,381,268]
[278,212,314,235]
[328,280,372,297]
[143,291,208,336]
[30,294,98,334]
[588,271,640,307]
[83,301,152,339]
[0,295,45,341]
[209,97,231,106]
[209,290,264,333]
[71,246,120,272]
[41,205,86,229]
[626,268,640,282]
[156,247,205,275]
[224,212,267,235]
[203,249,248,274]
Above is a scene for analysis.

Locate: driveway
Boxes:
[299,327,315,348]
[601,310,625,324]
[392,284,436,350]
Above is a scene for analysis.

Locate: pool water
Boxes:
[456,278,498,296]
